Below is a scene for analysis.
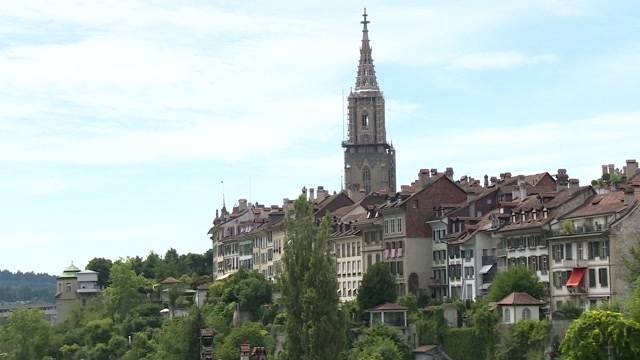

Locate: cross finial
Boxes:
[361,8,369,30]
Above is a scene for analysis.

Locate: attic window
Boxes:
[413,200,419,209]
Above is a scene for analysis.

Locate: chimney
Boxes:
[490,176,498,185]
[602,164,608,176]
[430,168,438,177]
[608,164,615,175]
[504,172,512,179]
[556,169,569,191]
[517,175,527,199]
[238,199,248,211]
[309,187,315,201]
[568,179,580,194]
[301,186,307,199]
[484,174,489,187]
[626,159,638,178]
[624,187,636,205]
[418,169,430,187]
[401,185,411,193]
[445,167,454,179]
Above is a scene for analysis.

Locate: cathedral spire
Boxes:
[355,8,379,91]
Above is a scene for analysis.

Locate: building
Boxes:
[494,174,594,289]
[55,264,101,324]
[0,303,57,325]
[376,172,467,296]
[497,292,543,324]
[547,189,640,310]
[343,10,396,201]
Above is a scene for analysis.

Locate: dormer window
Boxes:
[543,208,549,219]
[361,111,369,128]
[532,209,537,220]
[521,212,526,222]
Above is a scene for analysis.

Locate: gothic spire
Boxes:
[355,8,379,91]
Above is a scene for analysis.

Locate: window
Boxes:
[602,241,609,259]
[565,243,573,260]
[65,283,71,292]
[552,245,564,262]
[522,308,531,320]
[367,254,372,267]
[397,218,403,233]
[376,253,381,262]
[357,242,361,256]
[589,269,596,288]
[413,200,419,209]
[342,244,346,257]
[362,167,371,194]
[398,261,404,276]
[361,111,369,128]
[504,308,511,322]
[357,260,361,273]
[390,219,396,233]
[588,241,600,259]
[599,268,608,287]
[352,242,356,257]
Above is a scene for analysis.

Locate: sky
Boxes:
[1,0,639,275]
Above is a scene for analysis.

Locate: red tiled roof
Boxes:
[566,191,637,218]
[370,302,407,311]
[497,292,543,305]
[160,276,179,284]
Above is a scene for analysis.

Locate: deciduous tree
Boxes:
[487,266,545,302]
[357,262,396,310]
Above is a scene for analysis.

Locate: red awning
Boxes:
[566,268,586,287]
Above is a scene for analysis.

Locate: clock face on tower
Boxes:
[342,9,396,201]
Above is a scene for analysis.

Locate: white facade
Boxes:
[500,305,540,324]
[334,234,363,301]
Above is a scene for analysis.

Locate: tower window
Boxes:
[362,112,369,128]
[363,166,371,193]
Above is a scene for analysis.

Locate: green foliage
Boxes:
[348,324,410,360]
[442,327,484,360]
[561,219,575,235]
[86,257,113,288]
[357,262,396,310]
[623,236,640,283]
[561,309,640,360]
[105,260,147,321]
[472,303,499,359]
[0,308,51,360]
[216,322,274,360]
[0,269,55,303]
[279,196,345,360]
[151,311,201,360]
[559,301,584,319]
[487,266,546,302]
[496,320,550,360]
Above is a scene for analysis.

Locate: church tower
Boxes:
[343,9,396,200]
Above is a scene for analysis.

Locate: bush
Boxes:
[442,327,483,360]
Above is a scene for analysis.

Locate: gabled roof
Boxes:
[160,276,179,285]
[564,191,639,219]
[497,292,543,306]
[369,302,407,311]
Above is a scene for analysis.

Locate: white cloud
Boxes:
[399,111,640,185]
[450,51,557,70]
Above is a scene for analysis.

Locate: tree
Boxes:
[472,303,499,360]
[0,308,52,359]
[357,262,396,310]
[623,235,640,283]
[279,195,345,360]
[105,260,146,320]
[487,266,545,302]
[496,320,549,360]
[216,322,274,360]
[348,324,411,360]
[86,257,113,288]
[561,309,640,360]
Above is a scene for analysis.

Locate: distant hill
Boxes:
[0,270,56,304]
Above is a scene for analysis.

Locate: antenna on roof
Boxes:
[221,180,226,208]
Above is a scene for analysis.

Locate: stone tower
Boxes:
[343,9,396,201]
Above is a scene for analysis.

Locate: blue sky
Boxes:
[1,1,639,274]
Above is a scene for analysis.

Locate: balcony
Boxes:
[482,255,496,266]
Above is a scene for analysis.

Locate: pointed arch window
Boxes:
[361,111,369,128]
[363,166,371,194]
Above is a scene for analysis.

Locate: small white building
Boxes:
[497,292,543,324]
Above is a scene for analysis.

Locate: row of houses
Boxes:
[208,160,640,311]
